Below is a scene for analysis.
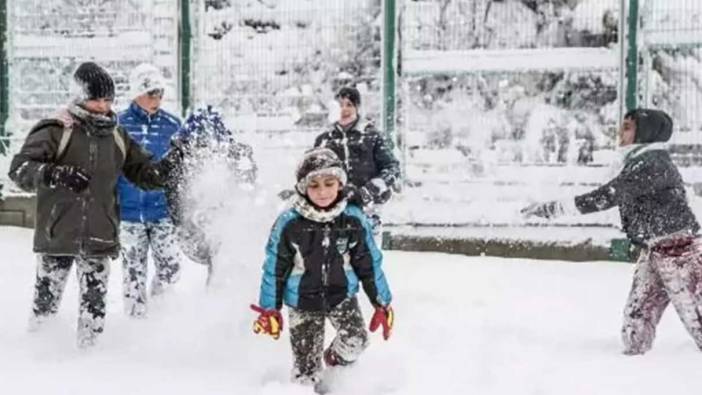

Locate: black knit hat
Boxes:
[295,148,348,195]
[72,62,115,101]
[336,86,361,108]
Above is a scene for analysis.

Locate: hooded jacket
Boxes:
[574,109,699,245]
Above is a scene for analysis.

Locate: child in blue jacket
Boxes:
[251,148,394,388]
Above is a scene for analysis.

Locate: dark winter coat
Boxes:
[258,198,392,312]
[574,110,699,246]
[314,119,400,204]
[9,109,165,257]
[117,102,181,223]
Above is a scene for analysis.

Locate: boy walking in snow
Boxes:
[8,62,178,347]
[251,148,394,388]
[313,87,400,232]
[522,108,702,355]
[117,63,182,317]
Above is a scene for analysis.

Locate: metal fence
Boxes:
[399,0,621,171]
[0,0,700,188]
[190,0,382,136]
[1,0,180,156]
[638,0,702,145]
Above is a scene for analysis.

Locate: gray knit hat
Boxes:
[295,148,348,195]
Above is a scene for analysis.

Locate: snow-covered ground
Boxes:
[2,226,702,395]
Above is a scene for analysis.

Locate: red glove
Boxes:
[369,305,394,340]
[250,304,283,340]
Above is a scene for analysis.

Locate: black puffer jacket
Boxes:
[574,109,699,245]
[314,118,400,204]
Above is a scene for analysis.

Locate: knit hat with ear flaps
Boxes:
[295,148,348,195]
[72,62,115,101]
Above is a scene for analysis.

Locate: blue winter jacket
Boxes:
[117,102,181,223]
[258,204,392,312]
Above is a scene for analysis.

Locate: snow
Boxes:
[2,226,702,394]
[403,47,619,75]
[12,32,153,60]
[572,0,619,35]
[647,0,702,37]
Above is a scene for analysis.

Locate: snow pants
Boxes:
[120,218,181,317]
[31,254,110,348]
[622,236,702,354]
[288,297,369,384]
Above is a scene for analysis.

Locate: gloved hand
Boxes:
[277,189,296,201]
[43,164,90,193]
[364,178,392,205]
[250,304,283,340]
[520,200,563,219]
[369,305,394,340]
[159,146,185,175]
[344,184,374,207]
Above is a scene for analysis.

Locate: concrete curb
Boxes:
[382,232,637,263]
[0,195,35,228]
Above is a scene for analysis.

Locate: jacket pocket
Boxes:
[104,204,119,238]
[46,201,71,239]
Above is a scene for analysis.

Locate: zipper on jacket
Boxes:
[341,132,351,175]
[321,224,331,312]
[79,135,98,255]
[139,123,149,222]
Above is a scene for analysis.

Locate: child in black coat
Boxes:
[523,109,702,354]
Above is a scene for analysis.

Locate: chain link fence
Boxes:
[0,0,700,218]
[4,0,179,147]
[638,0,702,146]
[191,0,382,133]
[188,0,383,187]
[395,0,623,226]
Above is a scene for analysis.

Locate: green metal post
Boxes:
[625,0,639,111]
[381,0,397,149]
[179,0,192,117]
[0,0,9,155]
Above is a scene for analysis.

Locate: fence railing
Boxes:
[0,0,701,223]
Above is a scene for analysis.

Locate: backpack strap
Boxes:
[55,125,127,162]
[56,127,73,160]
[112,129,126,161]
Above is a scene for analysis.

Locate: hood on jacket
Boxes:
[626,108,673,144]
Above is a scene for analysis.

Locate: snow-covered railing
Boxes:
[402,47,619,76]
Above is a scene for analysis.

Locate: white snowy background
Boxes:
[2,225,702,394]
[2,1,702,393]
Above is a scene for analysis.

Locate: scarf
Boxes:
[64,100,117,137]
[292,193,347,223]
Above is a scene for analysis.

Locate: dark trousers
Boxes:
[288,297,369,383]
